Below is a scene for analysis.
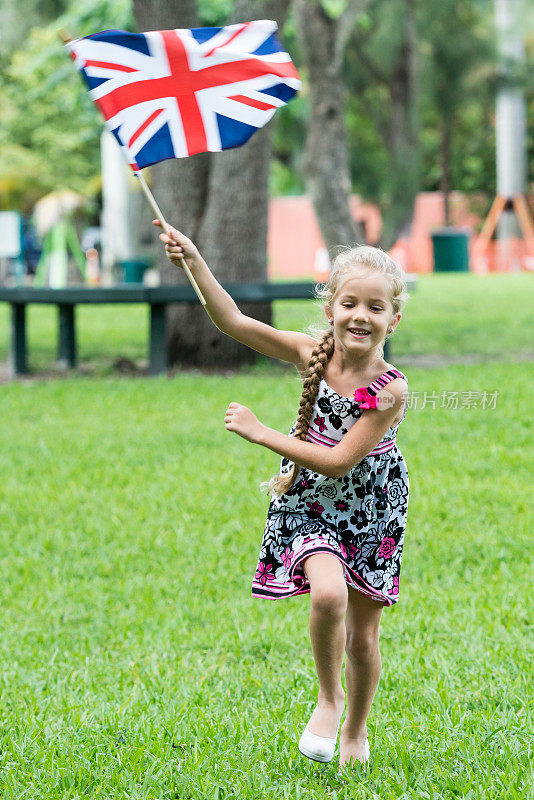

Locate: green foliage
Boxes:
[418,0,497,196]
[0,0,133,211]
[340,0,502,207]
[270,88,307,196]
[269,159,305,196]
[0,27,100,211]
[197,0,234,26]
[342,0,412,207]
[346,90,391,203]
[61,0,134,37]
[1,0,531,217]
[0,0,68,55]
[0,144,51,212]
[320,0,348,19]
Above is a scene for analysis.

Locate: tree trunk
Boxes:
[132,0,290,369]
[379,0,419,250]
[294,0,366,257]
[190,0,291,369]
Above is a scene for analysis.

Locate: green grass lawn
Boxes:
[0,273,532,798]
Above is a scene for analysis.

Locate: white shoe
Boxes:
[298,715,341,764]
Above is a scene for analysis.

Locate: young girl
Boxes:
[155,220,409,774]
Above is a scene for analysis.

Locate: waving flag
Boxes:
[65,21,300,170]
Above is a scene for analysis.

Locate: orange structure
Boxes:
[267,192,533,279]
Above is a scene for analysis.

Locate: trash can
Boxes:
[431,228,470,272]
[120,259,150,283]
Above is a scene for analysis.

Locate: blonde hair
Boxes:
[261,245,410,499]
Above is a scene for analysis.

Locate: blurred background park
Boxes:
[1,1,533,278]
[0,1,532,798]
[0,0,533,377]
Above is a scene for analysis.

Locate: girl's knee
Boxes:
[310,583,348,616]
[304,553,347,614]
[345,628,379,661]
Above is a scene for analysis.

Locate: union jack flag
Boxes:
[65,21,300,170]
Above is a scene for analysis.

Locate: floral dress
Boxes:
[252,368,409,606]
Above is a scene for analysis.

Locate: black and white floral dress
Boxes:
[252,368,409,606]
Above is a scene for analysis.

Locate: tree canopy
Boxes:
[0,0,530,217]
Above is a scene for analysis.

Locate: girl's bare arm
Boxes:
[156,221,316,367]
[224,385,404,478]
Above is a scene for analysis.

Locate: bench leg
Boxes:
[11,303,28,375]
[149,303,167,375]
[58,305,76,368]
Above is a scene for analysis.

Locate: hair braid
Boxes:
[261,329,335,498]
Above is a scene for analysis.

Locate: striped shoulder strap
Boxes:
[367,368,407,396]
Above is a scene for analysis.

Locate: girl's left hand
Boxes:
[224,403,264,444]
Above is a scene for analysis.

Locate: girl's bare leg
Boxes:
[340,586,384,767]
[303,554,348,737]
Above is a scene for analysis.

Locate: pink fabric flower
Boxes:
[281,547,293,569]
[391,577,400,596]
[306,500,325,515]
[314,415,327,432]
[353,387,378,409]
[378,537,396,559]
[255,563,273,585]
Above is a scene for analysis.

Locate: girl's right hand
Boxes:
[152,219,201,269]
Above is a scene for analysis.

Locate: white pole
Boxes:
[101,129,131,285]
[495,0,526,241]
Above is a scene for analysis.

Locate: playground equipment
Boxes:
[472,195,534,273]
[34,218,86,287]
[32,189,87,288]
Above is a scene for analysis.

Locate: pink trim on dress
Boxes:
[251,536,394,606]
[306,425,339,445]
[306,429,336,448]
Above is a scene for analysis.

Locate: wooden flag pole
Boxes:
[58,28,207,307]
[134,171,207,306]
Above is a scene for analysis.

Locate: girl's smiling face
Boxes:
[325,272,401,353]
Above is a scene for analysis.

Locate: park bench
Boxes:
[0,277,417,376]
